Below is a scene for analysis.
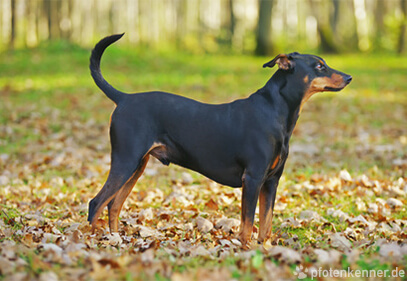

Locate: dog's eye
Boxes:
[316,63,326,71]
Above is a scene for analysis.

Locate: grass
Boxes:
[0,41,406,280]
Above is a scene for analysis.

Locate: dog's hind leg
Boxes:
[87,163,138,229]
[107,155,149,232]
[87,139,150,230]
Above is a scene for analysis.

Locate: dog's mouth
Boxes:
[324,86,345,92]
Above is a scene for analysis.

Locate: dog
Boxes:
[87,33,352,248]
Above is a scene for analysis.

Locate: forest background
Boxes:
[2,0,407,54]
[0,1,407,281]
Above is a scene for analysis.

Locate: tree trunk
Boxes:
[228,0,235,46]
[331,0,340,34]
[255,0,273,56]
[309,0,338,53]
[373,0,385,50]
[44,0,60,40]
[398,0,407,54]
[9,0,16,49]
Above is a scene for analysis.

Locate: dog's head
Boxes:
[263,53,352,110]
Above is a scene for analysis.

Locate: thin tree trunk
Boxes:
[228,0,235,46]
[255,0,273,56]
[373,0,385,50]
[398,0,407,54]
[309,0,338,53]
[9,0,16,49]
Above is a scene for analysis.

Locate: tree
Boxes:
[255,0,273,56]
[9,0,16,49]
[373,0,385,50]
[309,0,338,53]
[398,0,407,54]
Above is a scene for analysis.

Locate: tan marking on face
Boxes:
[330,73,344,86]
[303,75,309,84]
[300,73,345,112]
[309,76,332,91]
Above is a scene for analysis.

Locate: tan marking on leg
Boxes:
[238,181,254,249]
[270,155,280,170]
[90,193,118,230]
[238,220,254,249]
[258,189,274,244]
[108,155,150,232]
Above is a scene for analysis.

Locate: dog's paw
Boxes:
[90,218,107,233]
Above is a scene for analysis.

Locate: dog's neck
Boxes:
[257,72,304,134]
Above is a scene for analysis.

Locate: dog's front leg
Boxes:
[258,158,287,245]
[238,173,263,249]
[257,179,278,245]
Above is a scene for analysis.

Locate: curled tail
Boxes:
[90,33,125,104]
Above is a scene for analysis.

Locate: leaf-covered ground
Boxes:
[0,43,406,280]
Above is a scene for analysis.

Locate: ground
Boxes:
[0,43,406,280]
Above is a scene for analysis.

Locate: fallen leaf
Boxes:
[205,198,219,211]
[215,217,240,233]
[139,208,154,222]
[191,245,211,257]
[137,225,162,238]
[267,246,302,264]
[314,249,342,265]
[386,198,403,208]
[299,210,327,222]
[103,232,123,246]
[379,242,407,260]
[39,271,59,281]
[339,170,352,182]
[328,233,352,251]
[0,256,15,275]
[196,217,213,233]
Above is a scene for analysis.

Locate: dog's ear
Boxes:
[263,54,295,70]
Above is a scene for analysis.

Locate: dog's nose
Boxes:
[345,75,352,84]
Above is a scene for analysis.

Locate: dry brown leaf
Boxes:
[386,198,403,208]
[0,256,15,275]
[39,271,59,281]
[267,246,302,264]
[205,198,219,211]
[215,217,240,233]
[328,233,352,251]
[379,242,407,260]
[196,217,213,233]
[102,232,123,246]
[339,170,352,182]
[314,249,342,265]
[137,225,162,239]
[139,208,154,222]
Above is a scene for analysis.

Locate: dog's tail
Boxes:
[90,33,125,104]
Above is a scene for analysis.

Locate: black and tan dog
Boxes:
[87,34,351,248]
